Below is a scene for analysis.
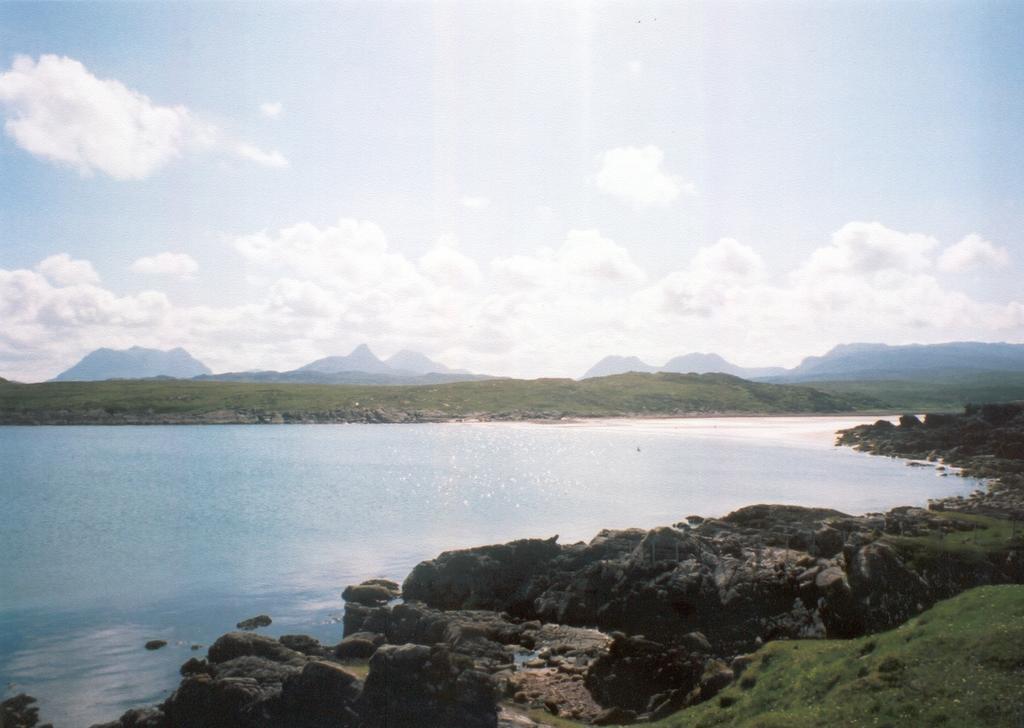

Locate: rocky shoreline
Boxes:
[7,406,1023,728]
[837,402,1024,518]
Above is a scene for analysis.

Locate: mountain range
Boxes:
[51,344,487,385]
[583,342,1024,383]
[583,352,786,380]
[49,340,1024,385]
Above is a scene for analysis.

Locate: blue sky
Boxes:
[1,1,1022,380]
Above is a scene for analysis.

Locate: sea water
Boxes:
[0,419,977,726]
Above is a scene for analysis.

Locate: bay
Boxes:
[0,418,976,726]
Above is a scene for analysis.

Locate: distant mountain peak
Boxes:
[298,343,391,375]
[385,349,455,375]
[583,352,785,380]
[582,355,658,379]
[53,346,211,382]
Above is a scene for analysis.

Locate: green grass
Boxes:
[884,512,1024,571]
[812,372,1024,412]
[0,372,858,421]
[525,708,588,727]
[651,585,1024,727]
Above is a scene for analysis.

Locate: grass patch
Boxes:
[884,512,1024,571]
[653,585,1024,727]
[525,708,588,727]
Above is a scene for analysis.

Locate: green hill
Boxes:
[654,585,1024,727]
[811,371,1024,412]
[0,372,856,424]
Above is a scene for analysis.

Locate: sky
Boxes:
[1,0,1023,382]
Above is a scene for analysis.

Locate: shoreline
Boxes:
[5,409,1018,727]
[0,409,913,426]
[76,465,1024,728]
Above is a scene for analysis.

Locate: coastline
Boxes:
[4,409,1019,727]
[0,409,911,426]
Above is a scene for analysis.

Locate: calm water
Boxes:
[0,419,976,726]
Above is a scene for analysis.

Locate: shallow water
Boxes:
[0,419,976,726]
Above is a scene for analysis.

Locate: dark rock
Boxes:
[144,640,167,651]
[278,635,324,656]
[679,631,712,653]
[276,660,361,727]
[90,707,164,727]
[402,536,562,612]
[341,582,398,607]
[161,673,272,727]
[207,632,305,665]
[584,634,702,713]
[898,414,922,428]
[180,658,214,676]
[333,632,385,659]
[236,615,272,631]
[1,694,46,728]
[358,644,498,728]
[812,526,845,557]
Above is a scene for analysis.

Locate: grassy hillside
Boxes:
[812,371,1024,412]
[0,372,856,423]
[652,585,1024,728]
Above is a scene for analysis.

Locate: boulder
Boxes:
[341,582,398,607]
[357,644,498,728]
[236,615,272,631]
[278,635,324,656]
[276,661,361,727]
[333,632,385,659]
[207,632,305,665]
[584,634,703,713]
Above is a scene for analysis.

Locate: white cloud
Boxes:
[938,234,1010,272]
[594,145,693,208]
[2,223,1021,382]
[626,60,644,77]
[36,254,100,286]
[234,143,288,168]
[799,222,938,279]
[420,237,482,288]
[259,101,283,118]
[460,195,490,209]
[690,238,765,283]
[131,252,199,277]
[492,230,645,288]
[0,54,287,179]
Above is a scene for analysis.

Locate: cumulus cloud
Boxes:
[2,222,1022,382]
[131,252,199,277]
[36,254,100,286]
[938,234,1010,272]
[259,101,283,118]
[0,54,287,179]
[799,222,938,278]
[594,145,694,208]
[492,230,645,288]
[420,237,482,288]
